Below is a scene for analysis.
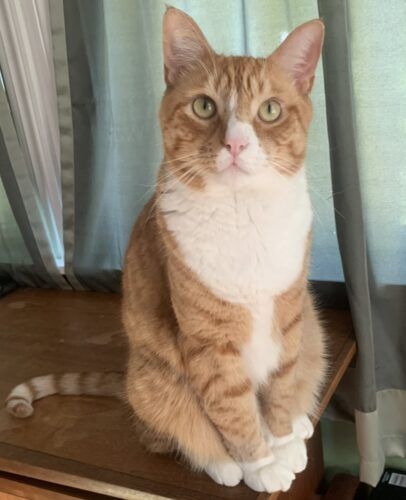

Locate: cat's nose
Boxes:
[225,137,248,157]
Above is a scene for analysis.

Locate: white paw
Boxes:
[243,462,294,493]
[273,436,308,474]
[293,414,313,440]
[205,460,243,487]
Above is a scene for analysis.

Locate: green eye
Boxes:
[192,96,216,119]
[258,99,282,123]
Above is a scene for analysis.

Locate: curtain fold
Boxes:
[0,0,67,287]
[48,0,83,290]
[318,0,377,411]
[319,0,406,485]
[0,0,63,265]
[0,130,34,285]
[0,85,67,288]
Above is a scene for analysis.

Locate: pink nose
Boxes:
[225,137,248,157]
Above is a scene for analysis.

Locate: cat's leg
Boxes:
[260,364,309,476]
[292,292,326,437]
[261,292,326,475]
[126,349,243,487]
[259,283,307,476]
[260,364,308,477]
[180,336,297,493]
[260,352,301,449]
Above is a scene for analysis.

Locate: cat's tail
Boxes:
[5,371,124,418]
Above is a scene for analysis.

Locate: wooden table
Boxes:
[0,289,356,500]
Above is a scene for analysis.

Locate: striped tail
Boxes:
[6,371,124,418]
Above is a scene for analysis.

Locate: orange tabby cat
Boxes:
[122,7,326,493]
[5,7,326,494]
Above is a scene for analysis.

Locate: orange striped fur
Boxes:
[122,8,326,493]
[5,372,123,418]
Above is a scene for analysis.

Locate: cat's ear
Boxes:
[272,20,324,94]
[163,7,213,85]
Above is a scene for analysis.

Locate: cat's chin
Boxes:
[214,170,255,190]
[211,167,274,193]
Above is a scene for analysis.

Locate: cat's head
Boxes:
[159,7,324,191]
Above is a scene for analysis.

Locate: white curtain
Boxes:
[0,0,63,266]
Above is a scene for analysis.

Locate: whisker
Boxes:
[307,184,346,220]
[137,162,204,209]
[162,151,204,165]
[158,158,214,183]
[270,160,298,177]
[268,161,327,229]
[133,161,205,191]
[137,154,216,190]
[326,187,354,200]
[143,164,202,225]
[271,155,320,181]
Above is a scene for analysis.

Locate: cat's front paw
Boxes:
[293,414,314,440]
[243,462,294,493]
[273,436,308,474]
[205,460,243,487]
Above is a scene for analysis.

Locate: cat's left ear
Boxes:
[163,7,214,86]
[272,20,325,95]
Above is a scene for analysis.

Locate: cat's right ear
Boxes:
[272,19,324,95]
[163,7,213,86]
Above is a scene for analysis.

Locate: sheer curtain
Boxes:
[0,0,65,286]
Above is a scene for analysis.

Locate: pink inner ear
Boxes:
[163,8,213,85]
[273,20,324,94]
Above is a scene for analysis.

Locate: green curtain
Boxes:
[319,0,406,485]
[0,150,33,284]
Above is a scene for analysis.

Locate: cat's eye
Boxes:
[192,96,216,119]
[258,99,282,123]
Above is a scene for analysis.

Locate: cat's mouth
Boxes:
[218,159,251,175]
[226,161,240,173]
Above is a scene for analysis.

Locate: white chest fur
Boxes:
[160,170,312,386]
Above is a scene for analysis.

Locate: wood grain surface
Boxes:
[0,289,356,500]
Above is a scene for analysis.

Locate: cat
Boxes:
[122,7,326,493]
[5,7,326,494]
